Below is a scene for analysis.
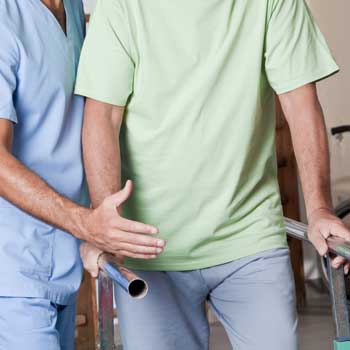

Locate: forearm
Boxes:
[0,110,161,258]
[82,99,123,208]
[279,84,332,218]
[279,86,350,264]
[0,147,88,238]
[80,100,164,259]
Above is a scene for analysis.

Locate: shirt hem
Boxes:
[75,86,128,107]
[124,240,288,271]
[0,112,18,124]
[273,64,340,94]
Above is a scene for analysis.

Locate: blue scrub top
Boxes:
[0,0,88,305]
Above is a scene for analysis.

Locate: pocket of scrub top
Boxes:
[0,298,54,331]
[0,207,54,279]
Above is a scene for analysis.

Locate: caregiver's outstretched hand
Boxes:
[82,180,165,259]
[0,120,164,259]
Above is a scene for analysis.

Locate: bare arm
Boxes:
[279,84,332,215]
[0,119,87,238]
[279,83,350,270]
[82,99,123,208]
[0,117,163,258]
[80,99,165,276]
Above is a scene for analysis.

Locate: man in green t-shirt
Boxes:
[76,0,349,349]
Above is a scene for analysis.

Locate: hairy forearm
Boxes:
[279,84,332,218]
[0,147,88,238]
[82,99,124,208]
[0,109,160,257]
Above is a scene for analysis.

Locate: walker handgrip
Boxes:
[284,217,350,260]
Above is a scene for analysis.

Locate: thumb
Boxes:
[109,180,133,207]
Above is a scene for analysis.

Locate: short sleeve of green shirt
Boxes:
[265,0,339,94]
[75,0,134,106]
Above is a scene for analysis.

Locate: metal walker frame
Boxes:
[97,217,350,350]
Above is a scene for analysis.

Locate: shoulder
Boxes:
[0,1,21,53]
[97,0,128,15]
[67,0,85,22]
[0,0,20,32]
[67,0,86,36]
[68,0,85,18]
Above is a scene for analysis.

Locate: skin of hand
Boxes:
[0,119,165,259]
[80,243,125,278]
[82,179,165,259]
[279,83,350,273]
[308,208,350,273]
[80,242,104,278]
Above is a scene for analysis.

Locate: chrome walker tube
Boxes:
[98,254,148,300]
[285,217,350,260]
[97,255,148,350]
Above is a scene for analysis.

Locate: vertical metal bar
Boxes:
[284,218,350,349]
[327,257,350,350]
[98,271,115,350]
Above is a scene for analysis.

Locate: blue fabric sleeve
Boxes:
[0,24,19,123]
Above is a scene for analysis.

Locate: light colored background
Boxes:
[82,0,350,280]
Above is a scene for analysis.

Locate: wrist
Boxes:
[69,206,93,241]
[307,206,334,222]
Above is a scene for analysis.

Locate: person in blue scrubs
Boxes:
[0,1,165,348]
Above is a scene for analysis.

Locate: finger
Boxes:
[83,263,99,278]
[117,250,158,260]
[344,263,350,275]
[331,256,346,269]
[319,226,331,239]
[117,242,163,255]
[91,267,99,278]
[309,232,328,256]
[117,231,166,248]
[110,180,133,207]
[116,217,159,235]
[330,223,350,242]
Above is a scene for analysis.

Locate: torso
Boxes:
[0,0,88,303]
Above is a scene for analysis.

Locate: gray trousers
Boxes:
[115,248,298,350]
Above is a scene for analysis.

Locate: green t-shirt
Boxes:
[75,0,338,271]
